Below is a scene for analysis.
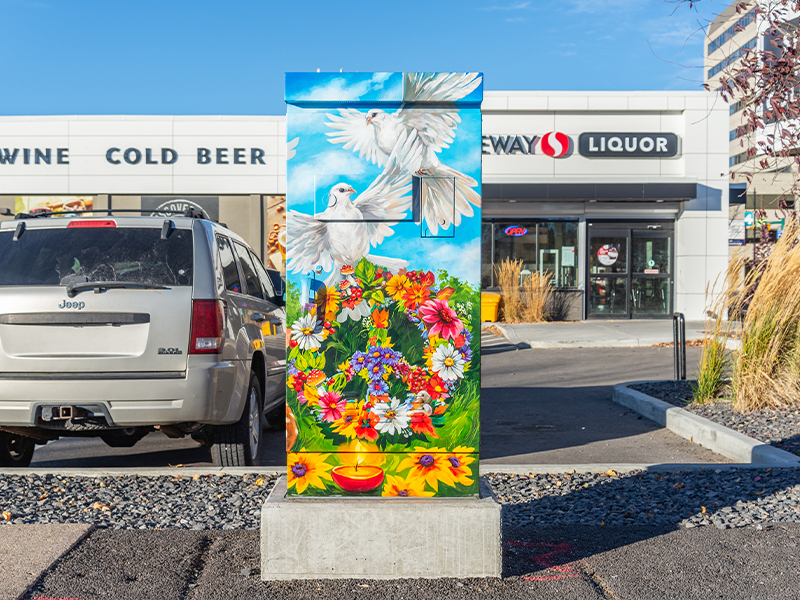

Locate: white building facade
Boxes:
[0,91,728,320]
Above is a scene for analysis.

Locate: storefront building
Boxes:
[0,92,727,321]
[481,91,728,320]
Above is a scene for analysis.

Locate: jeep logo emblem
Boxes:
[58,300,85,310]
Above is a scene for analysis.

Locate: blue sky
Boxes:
[0,0,732,116]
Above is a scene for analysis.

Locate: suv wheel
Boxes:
[0,432,35,467]
[211,372,263,467]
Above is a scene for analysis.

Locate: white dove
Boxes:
[325,72,482,235]
[286,131,422,286]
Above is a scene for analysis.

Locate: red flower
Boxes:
[355,412,379,442]
[419,298,464,340]
[410,412,438,438]
[426,373,448,400]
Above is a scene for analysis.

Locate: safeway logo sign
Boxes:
[481,132,571,158]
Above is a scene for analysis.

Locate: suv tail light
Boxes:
[67,220,117,228]
[189,300,226,354]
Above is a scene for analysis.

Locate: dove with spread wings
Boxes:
[286,130,422,286]
[325,72,482,236]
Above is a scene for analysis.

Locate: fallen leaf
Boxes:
[555,480,562,487]
[754,476,762,482]
[674,483,684,489]
[169,464,185,468]
[1,511,11,521]
[99,482,106,488]
[646,513,654,518]
[91,501,111,512]
[701,506,707,514]
[255,478,265,486]
[217,494,222,499]
[606,470,617,477]
[38,493,48,500]
[193,474,201,480]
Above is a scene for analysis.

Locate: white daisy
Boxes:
[290,314,324,352]
[431,343,465,381]
[373,397,410,436]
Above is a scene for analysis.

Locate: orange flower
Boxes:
[401,282,431,310]
[385,274,411,299]
[409,412,438,437]
[371,308,389,329]
[324,286,341,322]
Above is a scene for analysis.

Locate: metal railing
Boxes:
[673,312,686,381]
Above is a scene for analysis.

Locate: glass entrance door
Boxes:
[587,225,674,319]
[588,231,628,316]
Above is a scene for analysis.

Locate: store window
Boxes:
[482,221,578,288]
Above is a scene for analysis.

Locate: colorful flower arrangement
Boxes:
[286,257,480,497]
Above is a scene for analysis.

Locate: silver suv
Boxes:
[0,209,286,467]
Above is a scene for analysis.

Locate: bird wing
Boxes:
[285,211,335,275]
[402,72,482,103]
[398,108,462,157]
[325,108,386,167]
[352,130,423,246]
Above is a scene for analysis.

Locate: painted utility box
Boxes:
[284,72,482,497]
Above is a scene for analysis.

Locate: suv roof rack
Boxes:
[9,208,218,222]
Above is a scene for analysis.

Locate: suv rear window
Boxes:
[0,227,193,287]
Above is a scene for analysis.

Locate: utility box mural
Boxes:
[284,72,482,497]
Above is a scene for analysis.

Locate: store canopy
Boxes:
[483,182,698,202]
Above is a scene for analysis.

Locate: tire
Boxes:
[265,401,286,430]
[100,427,148,448]
[211,372,263,467]
[0,432,35,467]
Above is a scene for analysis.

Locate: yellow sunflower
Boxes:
[382,473,435,497]
[445,446,476,486]
[287,451,333,494]
[397,447,455,492]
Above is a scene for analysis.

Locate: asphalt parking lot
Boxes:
[28,345,722,468]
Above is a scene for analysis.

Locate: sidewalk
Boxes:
[493,319,709,348]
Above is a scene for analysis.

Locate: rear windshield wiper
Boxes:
[66,281,168,298]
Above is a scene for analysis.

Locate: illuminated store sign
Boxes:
[504,226,528,236]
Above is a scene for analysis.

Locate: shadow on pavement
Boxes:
[498,466,800,579]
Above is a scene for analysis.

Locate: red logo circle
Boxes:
[541,132,570,158]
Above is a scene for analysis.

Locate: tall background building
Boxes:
[705,1,799,257]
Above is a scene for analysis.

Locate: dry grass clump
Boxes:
[692,254,745,403]
[495,258,553,323]
[732,219,800,410]
[696,219,800,410]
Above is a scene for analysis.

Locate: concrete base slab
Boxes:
[0,523,92,600]
[261,476,501,580]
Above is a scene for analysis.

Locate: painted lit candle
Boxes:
[331,464,384,493]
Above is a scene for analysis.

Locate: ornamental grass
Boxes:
[732,218,800,411]
[695,219,800,410]
[495,258,553,323]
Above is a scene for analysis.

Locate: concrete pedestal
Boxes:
[261,476,502,580]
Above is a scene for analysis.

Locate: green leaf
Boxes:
[355,257,376,287]
[371,289,386,305]
[295,353,309,372]
[310,352,326,370]
[330,373,348,392]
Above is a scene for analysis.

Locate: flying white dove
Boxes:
[325,72,482,235]
[286,131,422,285]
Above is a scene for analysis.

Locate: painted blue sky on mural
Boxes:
[285,72,483,285]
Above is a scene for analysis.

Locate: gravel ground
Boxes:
[0,472,279,530]
[630,380,800,457]
[1,469,799,531]
[488,469,800,529]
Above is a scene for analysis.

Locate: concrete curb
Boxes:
[492,323,689,349]
[612,381,800,466]
[3,462,795,479]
